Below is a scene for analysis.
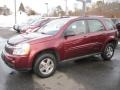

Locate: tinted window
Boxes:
[104,19,114,30]
[65,20,86,35]
[116,19,120,24]
[111,19,117,24]
[88,20,104,32]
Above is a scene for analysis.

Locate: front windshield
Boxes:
[27,19,35,24]
[37,18,71,35]
[21,17,41,25]
[20,18,35,26]
[30,18,44,25]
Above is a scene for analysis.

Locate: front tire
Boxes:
[33,53,57,78]
[101,43,115,61]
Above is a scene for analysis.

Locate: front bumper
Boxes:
[1,50,31,71]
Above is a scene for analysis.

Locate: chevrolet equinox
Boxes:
[1,17,118,78]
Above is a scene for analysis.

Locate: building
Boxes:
[0,5,11,15]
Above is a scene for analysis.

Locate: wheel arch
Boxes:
[32,48,60,68]
[106,39,118,48]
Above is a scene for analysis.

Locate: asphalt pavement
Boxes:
[0,28,120,90]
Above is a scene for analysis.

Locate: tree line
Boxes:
[49,1,120,18]
[0,1,120,18]
[86,1,120,18]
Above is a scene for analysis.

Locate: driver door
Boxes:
[63,20,90,60]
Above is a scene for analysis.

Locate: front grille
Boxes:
[5,43,14,54]
[1,53,14,68]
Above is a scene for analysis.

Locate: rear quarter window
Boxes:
[104,19,115,30]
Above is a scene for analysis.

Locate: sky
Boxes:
[0,0,119,14]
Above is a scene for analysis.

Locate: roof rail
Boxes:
[85,15,105,18]
[60,16,70,18]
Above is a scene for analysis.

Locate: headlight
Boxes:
[13,43,30,55]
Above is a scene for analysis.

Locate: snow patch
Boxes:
[118,42,120,45]
[0,37,7,43]
[9,28,15,31]
[0,14,41,28]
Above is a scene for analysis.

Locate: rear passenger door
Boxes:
[86,19,107,53]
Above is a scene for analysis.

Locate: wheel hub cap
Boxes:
[39,58,54,75]
[106,46,113,58]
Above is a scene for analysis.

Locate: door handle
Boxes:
[84,35,87,38]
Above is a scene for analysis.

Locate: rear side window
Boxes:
[104,19,114,30]
[87,20,104,33]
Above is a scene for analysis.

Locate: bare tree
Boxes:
[25,7,37,16]
[86,1,120,18]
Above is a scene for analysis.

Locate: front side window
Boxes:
[88,20,104,33]
[65,20,86,36]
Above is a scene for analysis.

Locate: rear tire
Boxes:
[101,43,115,61]
[33,53,57,78]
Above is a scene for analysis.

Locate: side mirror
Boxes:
[64,30,75,37]
[116,23,120,30]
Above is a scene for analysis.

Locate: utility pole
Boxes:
[76,0,86,16]
[83,0,86,16]
[103,0,105,3]
[45,3,48,16]
[14,0,17,24]
[65,0,69,16]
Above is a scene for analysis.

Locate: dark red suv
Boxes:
[1,17,118,78]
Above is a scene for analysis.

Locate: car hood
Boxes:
[20,25,29,31]
[8,33,51,45]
